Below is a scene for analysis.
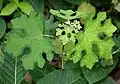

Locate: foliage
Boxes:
[56,20,82,45]
[4,12,55,70]
[36,61,88,84]
[82,57,118,84]
[0,0,120,84]
[50,9,78,20]
[66,12,117,69]
[65,0,87,5]
[76,2,96,23]
[0,53,26,84]
[0,18,6,39]
[0,0,33,16]
[44,15,58,35]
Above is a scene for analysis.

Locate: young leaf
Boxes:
[66,12,117,69]
[50,9,78,20]
[0,18,6,39]
[82,57,118,84]
[0,3,17,16]
[18,2,33,15]
[0,53,26,84]
[56,20,82,45]
[4,12,55,70]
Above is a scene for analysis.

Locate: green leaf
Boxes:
[0,79,2,84]
[36,61,87,84]
[0,49,4,66]
[24,0,44,13]
[12,0,19,5]
[82,57,118,84]
[114,3,120,12]
[30,62,55,82]
[96,77,116,84]
[112,0,118,4]
[112,16,120,29]
[0,0,3,10]
[65,0,87,5]
[76,2,96,23]
[56,20,82,45]
[0,2,17,16]
[52,39,63,54]
[50,9,78,20]
[18,2,33,15]
[0,18,6,39]
[44,15,58,35]
[66,12,117,69]
[4,12,55,70]
[114,37,120,47]
[0,53,26,84]
[47,0,72,10]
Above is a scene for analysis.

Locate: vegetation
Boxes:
[0,0,120,84]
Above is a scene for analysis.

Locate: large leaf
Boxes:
[4,12,55,70]
[36,61,87,84]
[82,57,118,84]
[0,53,26,84]
[0,2,17,16]
[66,12,117,69]
[0,18,6,39]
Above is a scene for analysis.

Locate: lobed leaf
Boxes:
[4,12,55,70]
[50,9,78,20]
[66,12,117,69]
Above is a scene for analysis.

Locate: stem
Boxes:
[112,48,120,54]
[61,46,64,69]
[43,34,55,38]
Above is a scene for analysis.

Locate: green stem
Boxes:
[61,46,64,69]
